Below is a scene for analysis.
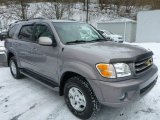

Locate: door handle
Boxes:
[15,43,20,47]
[33,47,37,51]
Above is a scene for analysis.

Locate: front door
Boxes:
[31,23,59,81]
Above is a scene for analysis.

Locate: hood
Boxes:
[64,41,151,63]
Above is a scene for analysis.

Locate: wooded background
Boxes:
[0,0,160,29]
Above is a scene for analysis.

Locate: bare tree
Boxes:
[2,0,40,20]
[40,0,70,19]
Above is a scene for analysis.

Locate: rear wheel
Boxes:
[64,76,100,119]
[9,57,23,79]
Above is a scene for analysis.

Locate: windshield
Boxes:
[52,22,104,44]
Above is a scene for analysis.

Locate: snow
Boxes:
[97,18,136,23]
[0,2,137,29]
[0,43,160,120]
[0,41,4,47]
[0,41,5,54]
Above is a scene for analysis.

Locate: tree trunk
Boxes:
[20,1,26,20]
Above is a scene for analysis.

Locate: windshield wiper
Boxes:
[89,38,109,42]
[66,38,110,44]
[66,40,87,44]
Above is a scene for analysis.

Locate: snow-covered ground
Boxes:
[0,43,160,120]
[0,41,4,47]
[0,41,5,52]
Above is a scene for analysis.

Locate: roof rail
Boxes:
[68,19,76,21]
[27,17,48,21]
[14,17,47,23]
[14,20,26,23]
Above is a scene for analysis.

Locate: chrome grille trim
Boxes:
[135,57,153,74]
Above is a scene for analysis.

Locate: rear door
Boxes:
[30,23,59,81]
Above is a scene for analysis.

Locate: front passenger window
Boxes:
[19,25,34,41]
[34,25,54,41]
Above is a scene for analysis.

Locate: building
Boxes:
[136,10,160,42]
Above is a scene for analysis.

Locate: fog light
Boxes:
[119,93,127,101]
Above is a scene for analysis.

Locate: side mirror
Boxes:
[38,37,53,46]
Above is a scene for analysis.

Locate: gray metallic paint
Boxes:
[5,20,158,107]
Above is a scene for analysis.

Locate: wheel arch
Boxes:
[7,52,15,66]
[59,71,90,96]
[59,61,99,96]
[7,50,20,67]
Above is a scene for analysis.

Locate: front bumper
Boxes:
[90,64,158,107]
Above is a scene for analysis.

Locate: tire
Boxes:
[9,56,23,79]
[64,76,101,119]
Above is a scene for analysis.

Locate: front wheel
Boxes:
[64,76,100,119]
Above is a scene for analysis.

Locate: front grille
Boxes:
[135,57,153,74]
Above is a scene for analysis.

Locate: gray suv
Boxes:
[5,19,158,119]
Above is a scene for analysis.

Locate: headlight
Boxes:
[96,64,116,78]
[96,63,131,78]
[114,63,131,77]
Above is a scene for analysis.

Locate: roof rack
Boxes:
[68,19,76,21]
[27,17,47,21]
[14,17,47,23]
[14,20,26,23]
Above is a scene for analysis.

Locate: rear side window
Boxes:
[19,25,34,41]
[8,24,18,38]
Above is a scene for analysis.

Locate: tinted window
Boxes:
[34,24,55,42]
[19,25,34,41]
[8,24,18,38]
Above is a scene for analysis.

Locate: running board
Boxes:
[20,69,59,92]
